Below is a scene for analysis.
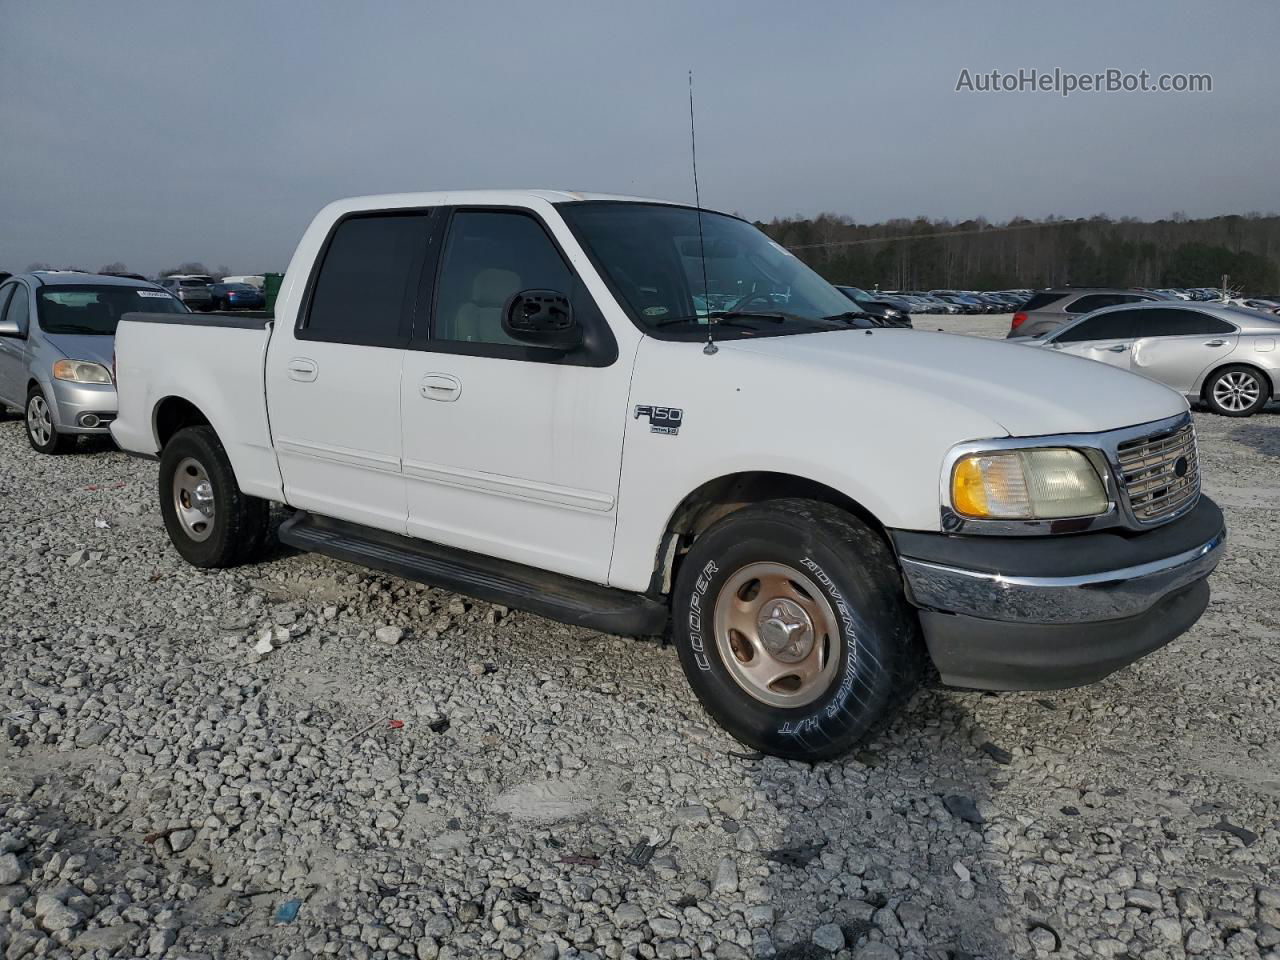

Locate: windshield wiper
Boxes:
[655,310,795,329]
[821,311,871,324]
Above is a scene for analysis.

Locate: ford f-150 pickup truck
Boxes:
[111,190,1225,760]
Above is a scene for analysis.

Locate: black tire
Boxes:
[1203,365,1270,417]
[671,499,923,761]
[158,425,269,568]
[25,386,74,454]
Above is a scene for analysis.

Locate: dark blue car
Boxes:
[209,282,265,311]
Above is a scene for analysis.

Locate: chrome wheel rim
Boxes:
[173,456,216,542]
[27,395,52,447]
[1213,371,1261,412]
[713,562,842,708]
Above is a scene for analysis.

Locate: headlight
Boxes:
[52,360,113,384]
[951,448,1107,520]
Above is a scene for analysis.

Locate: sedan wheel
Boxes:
[25,388,71,454]
[1206,366,1268,417]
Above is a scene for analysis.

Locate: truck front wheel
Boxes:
[671,499,922,761]
[158,426,269,568]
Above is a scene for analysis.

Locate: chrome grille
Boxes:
[1115,421,1200,524]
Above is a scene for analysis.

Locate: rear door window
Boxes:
[1132,308,1235,337]
[1054,310,1138,343]
[1020,292,1063,311]
[302,212,434,347]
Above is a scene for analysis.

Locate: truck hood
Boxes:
[723,328,1187,437]
[43,333,115,370]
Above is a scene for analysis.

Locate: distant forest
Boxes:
[758,212,1280,294]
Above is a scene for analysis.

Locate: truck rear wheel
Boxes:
[671,499,922,761]
[159,425,269,568]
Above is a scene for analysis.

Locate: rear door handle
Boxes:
[1204,339,1227,347]
[420,373,462,402]
[287,358,318,382]
[1105,344,1127,352]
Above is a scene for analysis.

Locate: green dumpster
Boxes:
[263,272,284,314]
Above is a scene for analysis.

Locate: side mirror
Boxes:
[0,319,21,337]
[502,289,581,350]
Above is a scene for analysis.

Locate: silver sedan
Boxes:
[1025,301,1280,417]
[0,272,188,453]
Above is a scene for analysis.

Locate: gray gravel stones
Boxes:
[812,921,845,951]
[374,624,405,645]
[0,852,22,885]
[2,358,1279,959]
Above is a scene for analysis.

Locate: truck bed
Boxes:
[111,311,284,502]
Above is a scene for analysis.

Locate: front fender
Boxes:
[607,337,1006,593]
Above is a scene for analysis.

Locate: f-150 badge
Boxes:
[634,405,683,435]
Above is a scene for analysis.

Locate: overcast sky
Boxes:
[1,0,1276,275]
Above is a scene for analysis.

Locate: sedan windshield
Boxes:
[38,285,188,335]
[558,202,857,338]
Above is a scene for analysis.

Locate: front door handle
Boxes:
[1105,344,1127,352]
[287,358,318,382]
[420,373,462,402]
[1204,339,1227,347]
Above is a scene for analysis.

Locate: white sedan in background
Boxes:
[1028,301,1280,417]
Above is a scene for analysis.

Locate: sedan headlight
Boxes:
[950,448,1107,520]
[52,359,113,384]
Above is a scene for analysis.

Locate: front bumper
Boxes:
[892,497,1225,690]
[48,378,117,435]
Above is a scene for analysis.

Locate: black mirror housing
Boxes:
[502,289,582,350]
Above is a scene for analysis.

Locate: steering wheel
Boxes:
[728,291,776,312]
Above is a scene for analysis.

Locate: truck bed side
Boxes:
[111,312,284,502]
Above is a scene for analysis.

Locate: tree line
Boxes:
[758,212,1280,294]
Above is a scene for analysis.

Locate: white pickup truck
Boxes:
[112,190,1225,760]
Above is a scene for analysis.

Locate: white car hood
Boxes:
[723,328,1187,437]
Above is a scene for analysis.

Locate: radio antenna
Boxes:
[689,70,716,356]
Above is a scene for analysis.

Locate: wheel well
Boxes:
[1201,363,1275,401]
[154,397,211,449]
[651,471,889,594]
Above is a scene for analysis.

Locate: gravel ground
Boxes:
[1,322,1277,960]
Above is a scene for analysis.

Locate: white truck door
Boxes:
[1048,308,1139,371]
[265,211,436,533]
[399,207,629,583]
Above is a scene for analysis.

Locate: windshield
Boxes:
[38,285,188,335]
[559,202,857,337]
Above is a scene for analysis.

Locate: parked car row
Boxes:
[1153,287,1225,302]
[157,274,266,312]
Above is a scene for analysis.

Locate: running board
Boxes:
[278,512,669,637]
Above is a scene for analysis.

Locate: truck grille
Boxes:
[1115,421,1200,524]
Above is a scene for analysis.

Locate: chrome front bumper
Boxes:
[900,529,1225,624]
